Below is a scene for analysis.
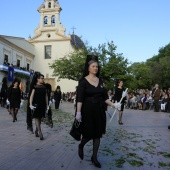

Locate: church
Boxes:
[0,0,84,92]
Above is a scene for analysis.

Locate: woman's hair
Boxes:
[2,77,7,84]
[116,79,123,87]
[27,72,44,107]
[11,78,20,88]
[80,55,100,81]
[56,85,61,91]
[37,73,44,79]
[28,71,41,98]
[44,83,52,100]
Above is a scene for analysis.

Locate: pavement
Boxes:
[0,101,170,170]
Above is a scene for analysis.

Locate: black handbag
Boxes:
[69,119,81,141]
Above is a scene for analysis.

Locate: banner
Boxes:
[30,70,34,82]
[8,66,14,82]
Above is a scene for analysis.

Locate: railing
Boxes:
[0,64,32,76]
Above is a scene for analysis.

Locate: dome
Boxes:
[70,34,85,49]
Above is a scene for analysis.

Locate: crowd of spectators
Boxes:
[62,91,76,103]
[3,59,30,72]
[108,88,170,112]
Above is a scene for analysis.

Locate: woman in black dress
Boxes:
[114,80,127,125]
[54,86,61,110]
[7,78,21,122]
[76,55,121,168]
[29,74,48,140]
[1,77,8,107]
[26,72,40,133]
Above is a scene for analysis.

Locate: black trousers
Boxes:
[154,99,159,111]
[55,100,60,109]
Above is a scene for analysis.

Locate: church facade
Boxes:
[0,0,83,92]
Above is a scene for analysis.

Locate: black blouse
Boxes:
[114,87,126,103]
[77,78,108,104]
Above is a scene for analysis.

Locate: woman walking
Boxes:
[114,80,127,125]
[26,72,40,133]
[1,77,8,107]
[75,55,121,168]
[7,78,21,122]
[54,86,61,110]
[29,73,48,140]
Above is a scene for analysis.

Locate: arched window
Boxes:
[44,16,48,25]
[48,2,51,8]
[51,15,55,25]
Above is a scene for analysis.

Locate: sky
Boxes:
[1,0,170,63]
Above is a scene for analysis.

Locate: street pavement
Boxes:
[0,101,170,170]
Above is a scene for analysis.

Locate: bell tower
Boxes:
[30,0,66,39]
[27,0,78,92]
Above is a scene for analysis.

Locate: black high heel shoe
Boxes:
[91,156,101,168]
[39,133,44,140]
[78,144,84,160]
[35,130,39,137]
[118,121,123,125]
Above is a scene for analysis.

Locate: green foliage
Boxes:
[128,62,152,90]
[146,43,170,88]
[128,43,170,89]
[49,40,170,90]
[49,41,130,90]
[49,47,89,81]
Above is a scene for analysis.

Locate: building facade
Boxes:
[0,0,84,92]
[0,35,34,90]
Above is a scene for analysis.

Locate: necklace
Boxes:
[89,77,98,82]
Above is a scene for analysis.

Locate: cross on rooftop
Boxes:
[71,26,76,34]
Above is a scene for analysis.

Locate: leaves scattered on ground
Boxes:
[115,157,126,168]
[158,162,170,167]
[52,109,74,126]
[101,127,170,168]
[22,103,170,169]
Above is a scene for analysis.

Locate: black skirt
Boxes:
[81,100,106,139]
[10,100,20,109]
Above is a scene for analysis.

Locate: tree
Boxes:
[128,62,152,90]
[49,41,129,90]
[49,47,88,81]
[146,43,170,88]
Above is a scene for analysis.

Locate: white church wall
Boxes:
[33,40,78,92]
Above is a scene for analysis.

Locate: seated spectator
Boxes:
[161,93,169,112]
[136,93,143,110]
[167,88,170,96]
[167,95,170,113]
[130,93,137,109]
[141,94,149,110]
[126,93,132,108]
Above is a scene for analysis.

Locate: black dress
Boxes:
[54,90,61,109]
[32,85,46,119]
[77,78,108,139]
[114,87,126,111]
[8,87,21,109]
[1,84,8,107]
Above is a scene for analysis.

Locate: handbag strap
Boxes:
[74,119,80,128]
